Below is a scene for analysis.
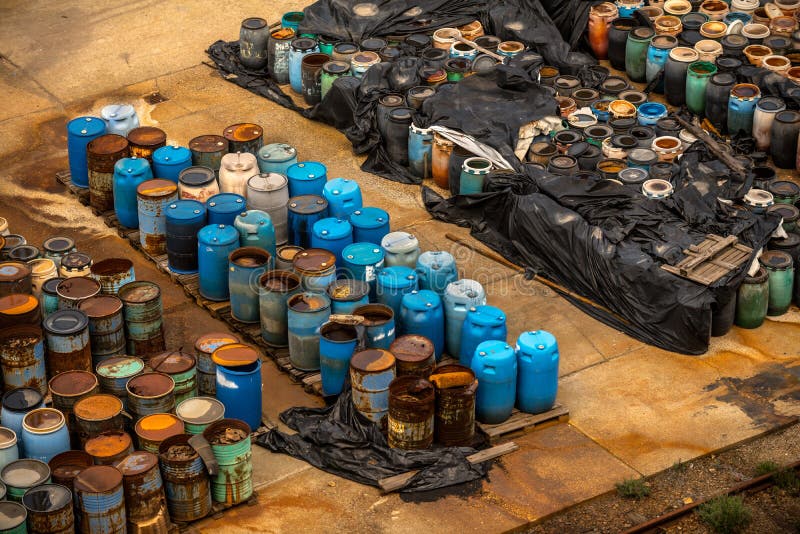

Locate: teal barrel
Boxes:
[229,247,271,323]
[1,459,50,502]
[416,251,458,296]
[321,61,350,99]
[287,292,331,371]
[149,351,198,405]
[259,270,302,346]
[67,116,106,188]
[625,26,654,83]
[157,434,212,522]
[387,376,435,450]
[176,397,225,435]
[311,218,353,266]
[0,501,27,534]
[1,389,44,458]
[113,157,153,229]
[212,344,263,431]
[117,451,169,533]
[257,143,297,175]
[408,124,434,179]
[760,250,794,316]
[42,237,76,269]
[350,349,396,424]
[197,224,240,302]
[22,483,74,534]
[516,330,559,414]
[459,157,492,195]
[381,232,420,269]
[89,257,135,296]
[459,305,507,367]
[645,35,677,93]
[341,243,385,300]
[326,279,369,315]
[727,83,761,136]
[20,408,70,463]
[194,332,240,397]
[203,419,253,505]
[349,207,390,246]
[136,179,179,256]
[39,278,63,318]
[152,145,192,184]
[0,428,19,474]
[287,161,327,197]
[125,373,176,423]
[323,178,363,219]
[78,295,127,368]
[443,279,487,359]
[735,267,770,328]
[376,266,419,324]
[0,326,47,396]
[234,210,277,261]
[353,304,396,350]
[400,290,445,360]
[73,465,125,534]
[95,356,145,410]
[471,340,518,424]
[319,321,359,396]
[685,61,717,116]
[118,281,165,357]
[207,193,246,227]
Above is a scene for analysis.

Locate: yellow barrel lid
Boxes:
[212,343,259,367]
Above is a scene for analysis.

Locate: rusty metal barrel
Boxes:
[0,326,47,395]
[387,376,435,450]
[84,431,134,466]
[78,295,126,367]
[42,309,92,375]
[95,356,144,410]
[390,335,436,378]
[349,349,396,425]
[431,364,478,446]
[194,332,240,396]
[87,134,130,212]
[89,258,135,296]
[134,413,184,454]
[48,370,99,447]
[56,277,100,310]
[115,451,170,532]
[118,281,165,357]
[126,372,176,422]
[148,351,198,405]
[22,483,74,534]
[73,394,126,447]
[0,294,41,330]
[48,450,93,491]
[74,465,126,534]
[158,433,212,522]
[223,123,263,155]
[0,262,32,298]
[203,419,253,505]
[189,134,228,176]
[127,126,167,163]
[137,179,179,256]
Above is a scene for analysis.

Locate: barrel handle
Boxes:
[188,434,219,476]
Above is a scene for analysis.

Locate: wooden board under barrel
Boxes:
[477,405,570,445]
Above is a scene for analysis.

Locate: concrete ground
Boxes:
[1,1,798,532]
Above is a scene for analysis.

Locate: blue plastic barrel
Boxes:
[353,304,395,350]
[259,270,302,346]
[443,279,486,359]
[288,38,319,94]
[349,207,390,245]
[341,242,385,299]
[326,280,369,315]
[166,200,206,274]
[287,292,331,371]
[319,322,359,396]
[197,224,240,301]
[459,305,507,367]
[137,179,179,256]
[20,408,70,463]
[376,266,419,323]
[459,157,491,195]
[257,143,297,175]
[408,124,433,179]
[0,388,43,458]
[207,193,246,227]
[113,157,153,228]
[293,249,337,293]
[323,178,362,219]
[67,117,106,188]
[287,195,328,248]
[152,145,192,183]
[516,330,559,414]
[416,251,458,296]
[349,349,396,423]
[286,161,327,197]
[471,340,518,424]
[229,247,271,323]
[212,344,262,430]
[311,218,353,264]
[234,210,277,261]
[400,290,445,360]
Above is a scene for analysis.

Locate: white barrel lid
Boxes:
[642,179,674,199]
[381,232,419,253]
[248,172,288,192]
[744,188,774,208]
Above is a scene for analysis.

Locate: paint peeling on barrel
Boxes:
[388,376,435,450]
[158,434,212,522]
[0,326,47,395]
[89,259,135,296]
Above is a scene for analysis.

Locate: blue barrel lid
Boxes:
[323,177,360,198]
[377,266,417,289]
[288,195,328,215]
[153,145,192,166]
[474,339,515,360]
[444,279,485,302]
[466,305,505,327]
[166,200,206,221]
[2,387,43,412]
[287,161,326,182]
[517,330,558,353]
[67,116,105,137]
[313,217,353,240]
[402,289,442,311]
[43,309,89,335]
[417,250,456,270]
[236,209,272,226]
[179,166,216,187]
[42,277,65,295]
[257,143,297,163]
[342,242,384,265]
[101,103,136,121]
[349,207,390,229]
[114,157,151,177]
[381,232,419,253]
[197,224,240,246]
[638,102,667,116]
[207,193,246,215]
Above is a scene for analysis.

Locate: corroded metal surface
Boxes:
[73,394,125,447]
[388,376,435,450]
[203,419,253,505]
[158,434,212,522]
[126,373,176,421]
[90,258,135,296]
[390,335,436,378]
[74,465,126,534]
[84,431,134,466]
[116,451,170,532]
[127,126,167,162]
[432,364,477,446]
[22,483,74,534]
[0,325,47,395]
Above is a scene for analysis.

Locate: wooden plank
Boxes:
[478,405,570,444]
[662,234,752,286]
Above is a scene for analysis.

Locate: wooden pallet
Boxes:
[477,405,570,444]
[661,234,752,286]
[56,170,325,396]
[170,491,260,532]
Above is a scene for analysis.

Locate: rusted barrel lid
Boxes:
[96,356,145,379]
[77,295,123,318]
[0,294,38,315]
[230,247,270,268]
[135,414,184,442]
[23,408,64,433]
[118,281,160,304]
[760,250,793,270]
[84,431,132,460]
[176,397,225,424]
[127,126,167,147]
[2,388,42,412]
[212,343,259,367]
[194,332,240,355]
[126,373,174,398]
[60,253,92,271]
[137,179,178,199]
[87,134,129,155]
[390,335,434,363]
[74,465,123,493]
[189,134,227,153]
[350,349,396,373]
[115,451,158,477]
[149,351,196,374]
[49,370,98,397]
[56,277,101,299]
[43,309,89,335]
[22,483,72,511]
[73,394,123,421]
[288,292,330,313]
[0,262,30,282]
[287,195,328,215]
[223,123,262,142]
[49,450,93,483]
[389,375,435,402]
[293,248,335,274]
[89,258,133,278]
[259,269,301,292]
